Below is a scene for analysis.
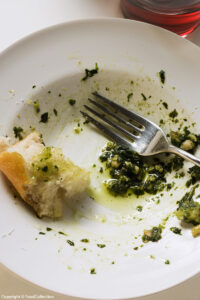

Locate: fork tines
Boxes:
[80,91,150,147]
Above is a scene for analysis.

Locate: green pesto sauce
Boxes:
[142,226,162,243]
[30,147,68,181]
[99,142,183,197]
[176,186,200,225]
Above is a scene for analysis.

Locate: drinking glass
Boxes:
[121,0,200,36]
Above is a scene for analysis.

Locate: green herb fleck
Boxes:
[165,259,170,265]
[53,109,58,116]
[159,70,166,84]
[97,244,106,248]
[90,268,96,274]
[83,119,90,125]
[39,232,45,235]
[142,226,162,243]
[169,109,178,119]
[127,92,133,102]
[42,166,48,172]
[69,99,76,106]
[40,112,49,123]
[162,102,168,109]
[32,85,36,89]
[46,227,52,231]
[82,63,99,81]
[67,240,75,246]
[81,238,90,243]
[136,205,143,212]
[170,227,182,235]
[58,231,67,236]
[13,126,24,140]
[99,167,103,173]
[141,93,147,100]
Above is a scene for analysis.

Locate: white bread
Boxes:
[0,132,89,218]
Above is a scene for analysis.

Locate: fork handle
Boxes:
[168,145,200,167]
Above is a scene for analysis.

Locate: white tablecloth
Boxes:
[0,1,200,299]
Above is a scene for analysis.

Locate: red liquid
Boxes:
[121,0,200,36]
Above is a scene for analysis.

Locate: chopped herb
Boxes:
[175,186,200,225]
[97,244,106,248]
[13,126,24,140]
[141,93,147,100]
[69,99,76,106]
[58,231,67,236]
[81,238,90,243]
[133,247,138,250]
[39,232,45,235]
[42,166,48,172]
[40,112,49,123]
[83,118,90,125]
[53,108,58,116]
[165,259,170,265]
[159,119,164,125]
[187,166,200,186]
[48,90,51,94]
[32,85,36,89]
[99,167,103,173]
[82,63,99,81]
[58,93,62,97]
[67,240,75,246]
[142,226,162,243]
[159,70,166,84]
[127,92,133,102]
[136,205,143,212]
[83,248,87,251]
[90,268,96,274]
[169,109,178,119]
[46,227,52,231]
[162,102,168,109]
[111,261,115,264]
[170,227,182,235]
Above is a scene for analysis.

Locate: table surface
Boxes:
[0,1,200,299]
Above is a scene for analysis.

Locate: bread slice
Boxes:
[0,132,89,218]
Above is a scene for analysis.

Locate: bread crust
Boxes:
[0,151,29,198]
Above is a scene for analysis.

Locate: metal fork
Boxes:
[81,91,200,167]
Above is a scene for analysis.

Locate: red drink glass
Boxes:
[121,0,200,36]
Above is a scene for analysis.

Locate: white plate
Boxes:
[0,19,200,299]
